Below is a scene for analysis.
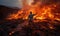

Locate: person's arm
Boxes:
[33,14,36,16]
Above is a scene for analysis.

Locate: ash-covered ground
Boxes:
[0,19,60,36]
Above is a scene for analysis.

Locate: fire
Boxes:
[6,0,60,21]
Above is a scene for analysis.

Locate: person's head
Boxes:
[30,12,32,14]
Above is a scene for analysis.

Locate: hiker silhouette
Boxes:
[28,12,36,22]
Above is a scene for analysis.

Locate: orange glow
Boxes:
[9,31,15,35]
[6,1,60,22]
[5,1,60,30]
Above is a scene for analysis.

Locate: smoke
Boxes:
[31,0,60,5]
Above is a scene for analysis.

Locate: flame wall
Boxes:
[6,0,60,21]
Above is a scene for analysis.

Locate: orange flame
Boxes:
[6,0,60,22]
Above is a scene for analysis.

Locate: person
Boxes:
[28,12,36,25]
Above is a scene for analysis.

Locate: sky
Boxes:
[0,0,60,8]
[0,0,23,8]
